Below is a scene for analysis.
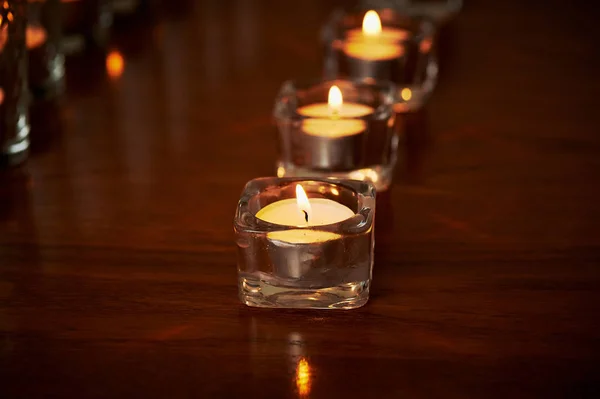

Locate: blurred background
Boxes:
[1,0,599,253]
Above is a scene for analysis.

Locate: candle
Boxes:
[26,25,47,49]
[291,85,374,170]
[298,85,373,137]
[255,184,354,244]
[235,177,375,308]
[297,85,373,138]
[342,10,405,61]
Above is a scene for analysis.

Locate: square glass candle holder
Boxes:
[323,8,438,113]
[274,79,398,191]
[234,177,375,310]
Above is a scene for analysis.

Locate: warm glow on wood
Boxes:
[296,358,311,396]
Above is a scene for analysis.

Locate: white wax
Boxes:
[301,118,366,138]
[256,198,354,244]
[343,27,407,61]
[298,102,373,119]
[297,102,373,138]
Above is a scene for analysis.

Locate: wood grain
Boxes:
[1,0,599,397]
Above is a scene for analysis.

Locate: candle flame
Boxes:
[295,184,311,224]
[328,85,343,114]
[362,10,382,36]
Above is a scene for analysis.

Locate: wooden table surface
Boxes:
[1,1,599,397]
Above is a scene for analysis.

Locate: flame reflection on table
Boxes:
[296,357,311,397]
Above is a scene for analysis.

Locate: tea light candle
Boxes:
[297,85,373,137]
[343,10,405,61]
[255,184,354,244]
[291,85,375,170]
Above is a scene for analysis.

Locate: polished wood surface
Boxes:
[2,1,600,397]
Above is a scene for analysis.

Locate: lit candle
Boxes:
[255,184,354,244]
[291,85,374,170]
[342,10,405,61]
[297,85,373,138]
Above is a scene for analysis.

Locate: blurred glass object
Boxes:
[28,0,65,98]
[361,0,462,24]
[324,8,438,113]
[112,0,140,15]
[0,0,30,166]
[62,0,113,55]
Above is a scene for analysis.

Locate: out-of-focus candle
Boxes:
[255,184,354,244]
[297,85,373,137]
[26,25,47,49]
[343,10,405,61]
[106,50,125,79]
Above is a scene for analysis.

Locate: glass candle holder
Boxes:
[360,0,462,25]
[0,0,30,166]
[274,79,398,191]
[28,0,65,98]
[324,8,438,113]
[234,177,376,310]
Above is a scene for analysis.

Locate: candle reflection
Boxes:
[287,332,312,397]
[296,357,311,397]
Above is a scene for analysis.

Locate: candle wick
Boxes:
[302,210,309,223]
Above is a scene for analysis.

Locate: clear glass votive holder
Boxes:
[323,8,438,113]
[359,0,462,25]
[274,79,398,191]
[234,177,375,310]
[28,0,65,98]
[0,0,30,167]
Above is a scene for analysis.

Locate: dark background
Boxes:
[1,0,599,397]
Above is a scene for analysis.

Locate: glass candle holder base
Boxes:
[276,160,394,192]
[239,272,370,309]
[235,177,376,310]
[1,126,30,167]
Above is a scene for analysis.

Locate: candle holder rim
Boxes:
[274,78,398,120]
[234,177,375,235]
